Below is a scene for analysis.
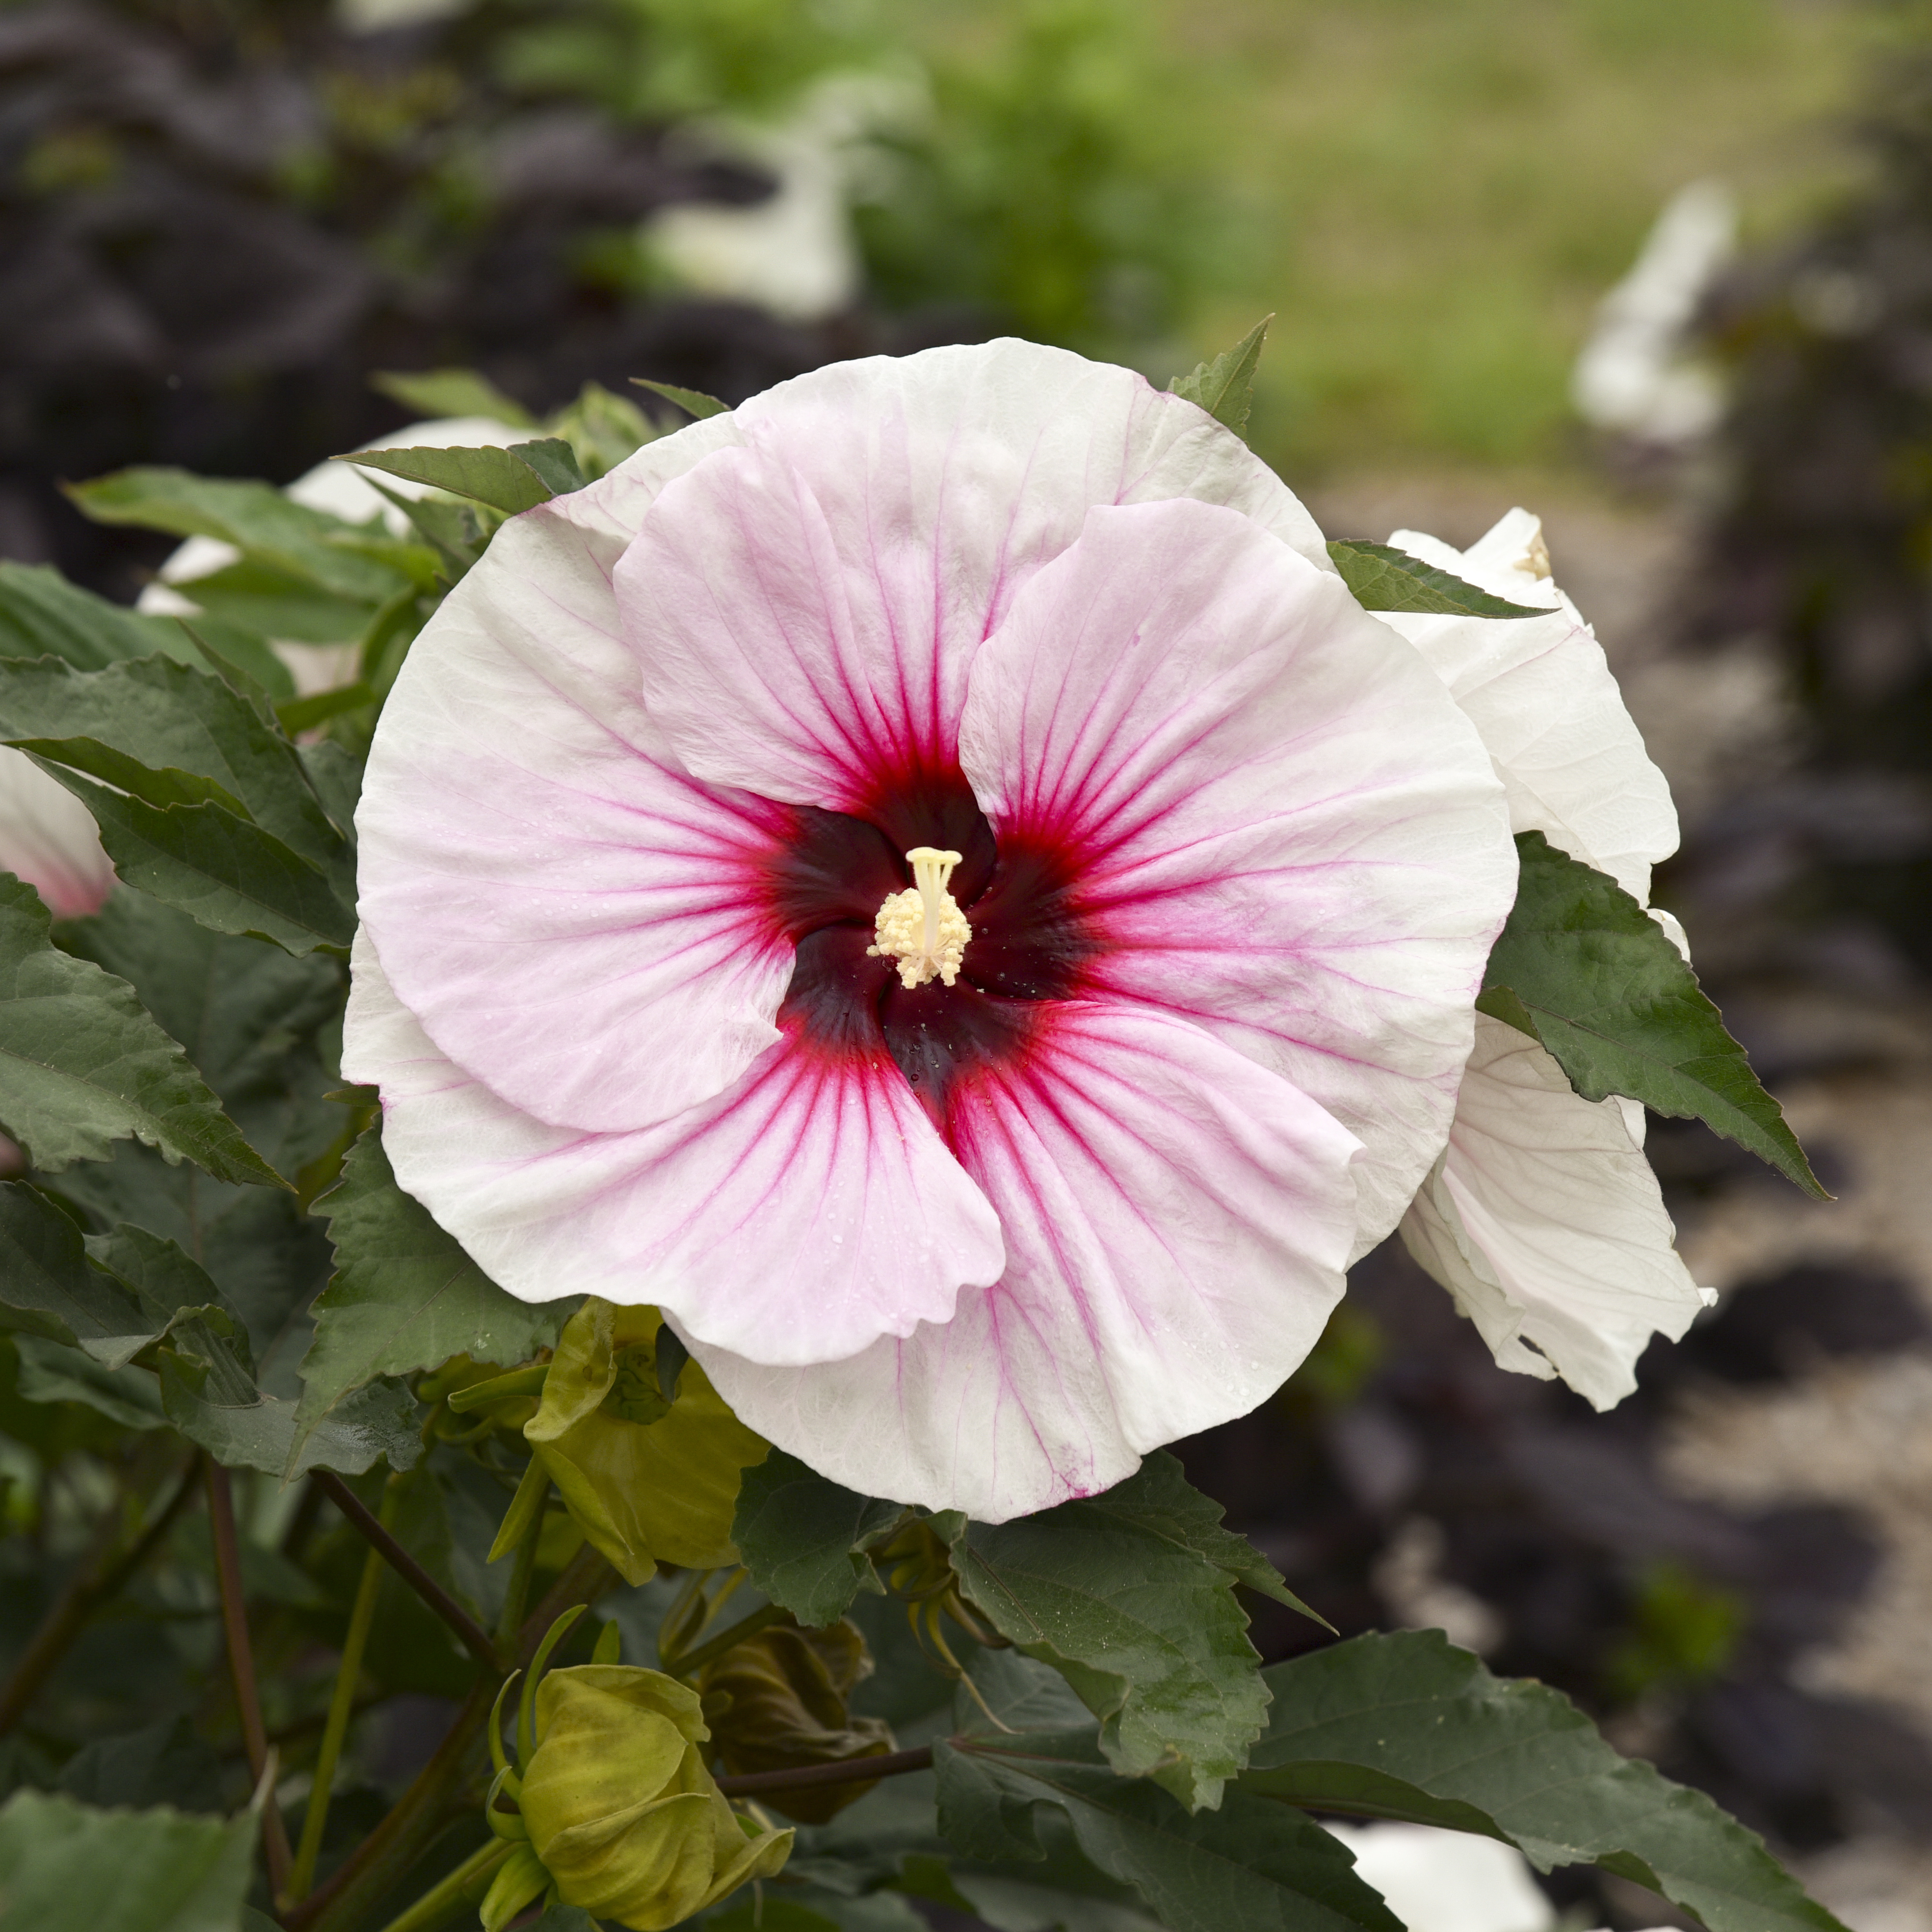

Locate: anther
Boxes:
[867,846,971,989]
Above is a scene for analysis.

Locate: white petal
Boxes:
[1399,1014,1711,1410]
[1381,511,1679,907]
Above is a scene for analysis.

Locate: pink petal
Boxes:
[614,339,1331,812]
[957,499,1516,1256]
[1400,1015,1711,1409]
[0,747,115,920]
[356,413,816,1134]
[342,930,1005,1364]
[697,1001,1362,1522]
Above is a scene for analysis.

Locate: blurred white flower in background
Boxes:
[1572,179,1735,447]
[645,72,922,323]
[1322,1823,1554,1932]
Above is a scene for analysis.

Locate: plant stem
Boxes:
[669,1600,789,1677]
[206,1457,295,1904]
[315,1469,501,1669]
[289,1476,396,1902]
[371,1839,512,1932]
[0,1452,199,1737]
[717,1745,935,1798]
[293,1546,614,1932]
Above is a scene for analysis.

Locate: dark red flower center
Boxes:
[758,762,1096,1124]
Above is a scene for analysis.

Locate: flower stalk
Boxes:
[205,1457,295,1901]
[289,1475,398,1903]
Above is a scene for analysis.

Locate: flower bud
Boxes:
[526,1299,769,1584]
[698,1618,895,1823]
[519,1664,792,1930]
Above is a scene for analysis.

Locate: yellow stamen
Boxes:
[867,846,971,990]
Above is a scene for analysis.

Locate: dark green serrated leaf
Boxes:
[947,1454,1278,1810]
[297,1127,567,1474]
[341,444,553,515]
[509,437,588,497]
[0,874,282,1184]
[371,367,538,428]
[50,771,355,956]
[0,1181,152,1358]
[66,469,407,606]
[631,377,731,421]
[0,1786,259,1932]
[1166,317,1272,438]
[1244,1630,1846,1932]
[48,893,341,1380]
[298,742,362,846]
[1482,832,1823,1196]
[1326,539,1543,618]
[935,1722,1400,1932]
[160,1341,421,1478]
[13,1334,169,1430]
[0,563,200,671]
[0,657,348,873]
[732,1450,908,1626]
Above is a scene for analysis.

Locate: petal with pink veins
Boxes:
[696,1000,1364,1522]
[1380,509,1680,907]
[616,338,1332,813]
[957,498,1516,1254]
[1399,1014,1712,1410]
[0,747,115,921]
[342,929,1004,1364]
[355,413,821,1134]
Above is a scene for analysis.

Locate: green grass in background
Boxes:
[1162,0,1877,479]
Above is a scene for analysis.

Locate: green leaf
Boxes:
[66,469,408,606]
[1243,1630,1847,1932]
[49,771,355,956]
[935,1717,1401,1932]
[340,444,555,515]
[0,657,348,875]
[946,1453,1282,1810]
[1325,539,1543,617]
[160,1338,421,1478]
[13,1335,169,1430]
[0,1181,155,1359]
[732,1450,909,1626]
[298,1127,568,1473]
[0,874,282,1184]
[631,377,731,421]
[165,562,372,645]
[0,563,200,672]
[508,437,588,497]
[1165,317,1272,438]
[1481,832,1824,1196]
[371,367,538,428]
[0,1786,259,1932]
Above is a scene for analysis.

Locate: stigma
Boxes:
[868,846,971,989]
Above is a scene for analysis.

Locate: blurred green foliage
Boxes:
[1605,1559,1746,1703]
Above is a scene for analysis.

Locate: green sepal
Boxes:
[631,378,731,421]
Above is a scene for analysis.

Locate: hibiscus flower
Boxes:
[1381,510,1714,1408]
[343,339,1517,1520]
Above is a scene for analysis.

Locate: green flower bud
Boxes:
[519,1664,792,1930]
[526,1300,769,1585]
[698,1619,896,1823]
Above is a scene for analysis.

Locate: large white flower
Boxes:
[343,340,1519,1520]
[1381,510,1712,1408]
